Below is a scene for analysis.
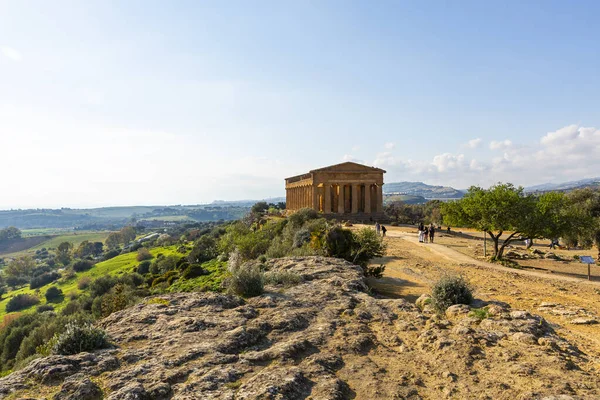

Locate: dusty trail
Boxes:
[366,226,600,374]
[386,230,600,286]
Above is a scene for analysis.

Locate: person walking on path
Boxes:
[381,225,387,237]
[418,222,424,242]
[423,226,429,243]
[429,225,435,243]
[375,222,381,236]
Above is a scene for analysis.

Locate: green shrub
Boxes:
[45,286,63,302]
[288,208,318,228]
[264,271,302,287]
[77,276,92,290]
[228,265,264,298]
[182,264,207,279]
[36,304,54,313]
[136,248,153,262]
[365,264,385,278]
[137,260,152,274]
[48,322,109,355]
[6,294,40,313]
[89,276,117,297]
[30,272,61,289]
[99,284,137,317]
[72,260,94,272]
[430,275,473,313]
[469,308,491,320]
[293,228,311,248]
[61,301,81,316]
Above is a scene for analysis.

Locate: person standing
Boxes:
[423,226,429,243]
[375,222,381,236]
[418,222,424,242]
[429,226,435,243]
[381,225,387,237]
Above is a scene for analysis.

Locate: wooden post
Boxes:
[589,262,591,281]
[483,232,487,257]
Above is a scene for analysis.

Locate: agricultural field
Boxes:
[0,245,182,320]
[0,231,112,258]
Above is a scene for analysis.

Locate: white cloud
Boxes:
[489,139,512,150]
[378,124,600,189]
[464,138,482,149]
[351,145,360,152]
[384,142,395,150]
[1,46,22,61]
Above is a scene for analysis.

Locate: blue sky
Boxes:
[1,1,599,208]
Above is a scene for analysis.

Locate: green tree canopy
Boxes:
[441,183,566,259]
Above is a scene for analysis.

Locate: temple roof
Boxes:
[285,162,385,182]
[309,161,386,174]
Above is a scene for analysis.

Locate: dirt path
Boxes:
[387,230,600,286]
[367,226,600,375]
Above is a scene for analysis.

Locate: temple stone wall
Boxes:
[285,162,385,218]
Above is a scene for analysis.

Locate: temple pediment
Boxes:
[310,162,386,174]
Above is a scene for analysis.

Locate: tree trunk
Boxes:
[497,232,520,259]
[526,238,533,249]
[487,231,499,259]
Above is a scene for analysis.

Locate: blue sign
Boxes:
[580,256,595,264]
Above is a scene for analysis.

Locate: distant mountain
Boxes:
[383,181,464,199]
[524,177,600,193]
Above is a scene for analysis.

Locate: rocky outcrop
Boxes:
[1,256,598,399]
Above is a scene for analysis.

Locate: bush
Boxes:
[430,275,473,313]
[182,264,207,279]
[228,265,264,298]
[263,271,302,287]
[6,294,40,312]
[293,228,311,248]
[72,260,94,272]
[49,322,109,355]
[365,264,385,278]
[36,304,54,313]
[103,249,120,261]
[136,248,153,262]
[288,208,318,228]
[89,276,117,297]
[77,276,92,290]
[137,260,152,274]
[30,271,61,289]
[98,284,138,318]
[45,286,63,302]
[118,273,145,288]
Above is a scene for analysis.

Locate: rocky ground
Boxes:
[1,256,599,399]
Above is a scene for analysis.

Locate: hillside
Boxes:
[384,182,464,199]
[0,205,248,230]
[525,177,600,193]
[1,256,597,399]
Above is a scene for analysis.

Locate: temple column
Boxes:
[351,184,359,214]
[338,184,345,214]
[312,186,319,210]
[364,184,371,214]
[294,187,298,209]
[376,185,383,213]
[324,184,331,213]
[306,186,310,208]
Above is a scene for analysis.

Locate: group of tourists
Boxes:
[375,222,387,237]
[418,222,435,243]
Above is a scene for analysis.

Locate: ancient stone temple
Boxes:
[285,162,386,218]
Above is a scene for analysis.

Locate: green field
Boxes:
[1,231,112,258]
[0,245,181,320]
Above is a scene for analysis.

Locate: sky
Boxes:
[1,0,600,209]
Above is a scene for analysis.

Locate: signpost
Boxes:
[580,256,595,281]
